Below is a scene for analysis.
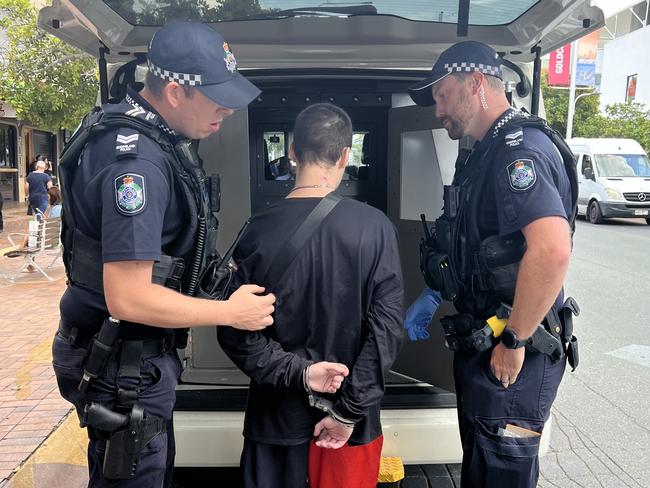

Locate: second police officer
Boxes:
[52,22,276,487]
[409,41,580,487]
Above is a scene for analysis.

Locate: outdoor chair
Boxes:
[6,214,62,281]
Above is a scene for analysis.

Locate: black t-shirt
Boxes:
[59,89,187,337]
[218,196,404,446]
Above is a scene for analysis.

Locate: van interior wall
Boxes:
[192,76,456,393]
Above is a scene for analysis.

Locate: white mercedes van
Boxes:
[569,138,650,224]
[38,1,604,483]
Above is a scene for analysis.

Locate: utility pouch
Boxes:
[174,329,189,350]
[440,314,476,336]
[78,317,121,393]
[152,255,185,291]
[560,297,580,371]
[566,336,579,372]
[197,257,236,301]
[443,185,460,220]
[433,218,453,256]
[70,228,104,294]
[103,405,165,479]
[419,247,460,301]
[478,232,526,298]
[418,213,459,300]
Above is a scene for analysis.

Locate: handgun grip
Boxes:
[82,402,129,432]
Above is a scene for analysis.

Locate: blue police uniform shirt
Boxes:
[477,110,572,237]
[456,109,572,315]
[59,87,186,335]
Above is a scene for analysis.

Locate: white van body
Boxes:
[38,0,604,477]
[568,138,650,224]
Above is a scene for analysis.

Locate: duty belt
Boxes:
[442,297,580,370]
[57,320,177,359]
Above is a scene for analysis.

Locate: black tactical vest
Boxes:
[58,103,220,297]
[421,112,578,317]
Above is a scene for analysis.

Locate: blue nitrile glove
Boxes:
[404,287,443,341]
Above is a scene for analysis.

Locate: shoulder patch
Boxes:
[115,129,139,158]
[504,129,524,148]
[507,159,536,191]
[124,94,159,123]
[114,173,146,215]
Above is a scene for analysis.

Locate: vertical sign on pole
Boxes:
[576,31,599,87]
[566,41,579,140]
[548,44,572,86]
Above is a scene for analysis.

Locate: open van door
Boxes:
[38,1,605,93]
[386,103,460,391]
[38,0,604,471]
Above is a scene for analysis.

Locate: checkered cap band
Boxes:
[444,62,501,77]
[147,60,203,86]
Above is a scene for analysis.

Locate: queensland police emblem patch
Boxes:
[507,159,536,191]
[223,42,237,73]
[114,173,145,215]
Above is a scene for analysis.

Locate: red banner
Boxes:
[548,44,571,86]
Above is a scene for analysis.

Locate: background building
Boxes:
[0,102,58,203]
[599,2,650,108]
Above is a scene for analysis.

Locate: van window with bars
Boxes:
[262,130,370,181]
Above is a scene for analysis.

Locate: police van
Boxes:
[38,0,604,480]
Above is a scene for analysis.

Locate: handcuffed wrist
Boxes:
[302,363,314,394]
[329,408,355,428]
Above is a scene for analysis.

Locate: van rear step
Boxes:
[172,464,462,487]
[382,463,461,487]
[174,384,456,411]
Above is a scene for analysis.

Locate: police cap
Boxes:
[409,41,503,107]
[147,21,261,110]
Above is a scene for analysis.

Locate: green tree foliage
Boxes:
[0,0,98,131]
[580,103,650,155]
[541,76,600,137]
[104,0,267,24]
[542,75,650,153]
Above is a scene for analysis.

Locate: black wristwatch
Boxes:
[501,328,527,349]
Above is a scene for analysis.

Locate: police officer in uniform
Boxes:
[409,41,579,487]
[52,22,275,487]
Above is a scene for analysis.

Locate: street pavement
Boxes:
[0,203,87,488]
[539,217,650,488]
[0,202,648,487]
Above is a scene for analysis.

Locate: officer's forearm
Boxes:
[507,217,571,340]
[104,260,238,328]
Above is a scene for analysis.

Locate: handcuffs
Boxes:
[302,364,355,428]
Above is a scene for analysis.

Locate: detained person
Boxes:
[218,103,405,488]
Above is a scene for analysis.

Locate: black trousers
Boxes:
[241,439,310,488]
[454,349,565,488]
[52,331,181,488]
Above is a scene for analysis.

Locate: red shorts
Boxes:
[308,435,384,488]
